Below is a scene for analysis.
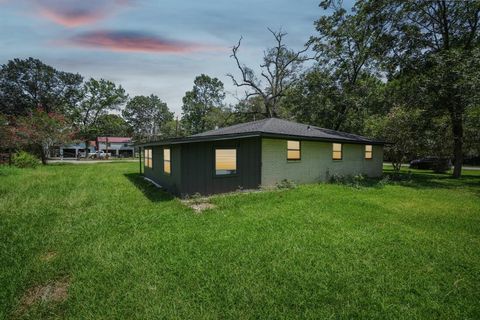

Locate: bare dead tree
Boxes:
[227,28,311,118]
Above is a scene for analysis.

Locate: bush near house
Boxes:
[11,151,39,168]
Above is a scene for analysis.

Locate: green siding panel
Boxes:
[261,138,383,186]
[144,145,182,195]
[180,137,261,196]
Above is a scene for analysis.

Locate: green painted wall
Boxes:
[261,138,383,186]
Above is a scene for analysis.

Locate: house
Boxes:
[136,118,384,196]
[94,137,135,157]
[52,137,135,158]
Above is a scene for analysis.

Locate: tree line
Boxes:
[1,0,479,177]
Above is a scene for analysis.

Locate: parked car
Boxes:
[409,157,452,173]
[88,151,111,159]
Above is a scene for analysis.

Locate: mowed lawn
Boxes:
[1,163,479,319]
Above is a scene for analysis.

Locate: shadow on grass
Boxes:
[124,173,174,202]
[352,169,480,193]
[383,169,480,190]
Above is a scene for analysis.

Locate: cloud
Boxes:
[66,30,221,54]
[38,8,107,27]
[35,0,131,27]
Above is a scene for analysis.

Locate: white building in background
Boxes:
[51,137,135,158]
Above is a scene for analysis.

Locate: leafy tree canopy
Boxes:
[0,57,83,117]
[123,94,174,141]
[181,74,227,134]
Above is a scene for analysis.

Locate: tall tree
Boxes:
[358,0,480,177]
[228,29,310,118]
[365,106,426,172]
[95,114,132,137]
[284,68,385,133]
[75,78,128,149]
[309,1,389,130]
[122,95,173,141]
[13,108,74,164]
[0,58,83,116]
[181,74,227,134]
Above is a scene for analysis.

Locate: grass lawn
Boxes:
[1,163,479,319]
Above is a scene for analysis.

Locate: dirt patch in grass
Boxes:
[39,251,57,262]
[189,202,216,213]
[16,277,70,315]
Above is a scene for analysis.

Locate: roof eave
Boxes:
[259,132,385,145]
[135,132,385,147]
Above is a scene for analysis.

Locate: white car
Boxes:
[88,151,111,159]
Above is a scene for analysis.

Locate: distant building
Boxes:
[51,137,135,158]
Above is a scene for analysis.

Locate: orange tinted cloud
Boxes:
[35,0,131,27]
[68,31,216,54]
[39,7,107,27]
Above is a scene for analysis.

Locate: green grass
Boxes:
[1,163,479,319]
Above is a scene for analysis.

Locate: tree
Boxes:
[75,78,128,149]
[0,58,83,116]
[181,74,227,134]
[284,68,385,133]
[13,108,74,164]
[122,95,173,141]
[0,114,16,164]
[160,119,187,138]
[228,28,310,118]
[365,106,426,172]
[358,0,480,177]
[464,104,480,160]
[308,1,389,131]
[232,96,268,123]
[95,114,132,137]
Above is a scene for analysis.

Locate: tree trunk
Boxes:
[38,144,47,165]
[451,116,463,178]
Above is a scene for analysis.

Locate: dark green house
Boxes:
[137,118,384,197]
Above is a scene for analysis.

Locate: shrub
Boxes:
[12,151,39,168]
[328,174,366,188]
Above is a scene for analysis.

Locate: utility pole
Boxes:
[175,116,179,137]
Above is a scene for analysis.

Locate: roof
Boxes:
[96,137,132,143]
[136,118,384,147]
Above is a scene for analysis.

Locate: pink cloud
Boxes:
[35,0,131,27]
[67,31,220,54]
[38,7,107,27]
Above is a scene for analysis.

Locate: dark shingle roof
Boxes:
[192,118,381,144]
[137,118,384,147]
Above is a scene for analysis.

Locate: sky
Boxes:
[0,0,334,116]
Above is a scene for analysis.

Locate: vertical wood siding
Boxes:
[180,137,261,196]
[144,144,182,195]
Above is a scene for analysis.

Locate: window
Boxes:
[365,145,373,159]
[215,149,237,175]
[287,140,301,160]
[163,148,171,174]
[332,143,342,160]
[144,148,152,168]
